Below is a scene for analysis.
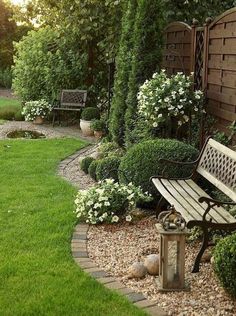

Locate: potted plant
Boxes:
[80,107,100,136]
[21,99,52,124]
[91,119,106,139]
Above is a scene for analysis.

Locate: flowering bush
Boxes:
[75,179,152,224]
[22,100,52,121]
[137,70,204,129]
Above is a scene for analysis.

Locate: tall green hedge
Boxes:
[109,0,138,146]
[124,0,165,147]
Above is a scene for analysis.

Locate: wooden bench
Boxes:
[151,137,236,272]
[52,89,87,126]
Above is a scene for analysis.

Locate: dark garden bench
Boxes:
[52,89,87,126]
[151,137,236,272]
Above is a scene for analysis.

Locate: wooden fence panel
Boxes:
[162,22,192,76]
[205,8,236,136]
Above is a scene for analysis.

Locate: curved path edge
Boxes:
[59,145,167,316]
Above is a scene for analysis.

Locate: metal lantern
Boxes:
[156,208,189,292]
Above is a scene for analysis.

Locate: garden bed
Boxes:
[87,217,236,316]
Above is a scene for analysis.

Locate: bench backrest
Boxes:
[197,138,236,202]
[60,89,87,107]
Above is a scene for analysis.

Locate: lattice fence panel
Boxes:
[193,27,204,90]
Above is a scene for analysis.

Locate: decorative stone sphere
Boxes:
[127,262,147,279]
[144,254,160,275]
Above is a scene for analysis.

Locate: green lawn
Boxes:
[0,96,21,108]
[0,139,145,316]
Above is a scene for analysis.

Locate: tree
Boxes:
[109,0,138,145]
[12,27,87,101]
[124,0,165,147]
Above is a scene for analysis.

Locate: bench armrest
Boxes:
[198,196,236,221]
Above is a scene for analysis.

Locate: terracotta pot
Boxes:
[80,119,93,136]
[94,130,105,139]
[33,116,44,125]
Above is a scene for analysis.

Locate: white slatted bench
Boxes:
[52,89,87,126]
[151,138,236,272]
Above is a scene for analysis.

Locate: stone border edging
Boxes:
[71,224,167,316]
[59,145,167,316]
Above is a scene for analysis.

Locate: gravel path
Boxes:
[87,218,236,316]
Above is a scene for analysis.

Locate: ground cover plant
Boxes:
[0,138,146,316]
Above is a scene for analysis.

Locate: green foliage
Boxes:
[214,233,236,297]
[119,139,199,194]
[96,156,121,182]
[14,109,24,121]
[0,68,12,88]
[12,27,87,102]
[109,0,138,145]
[88,159,100,180]
[98,141,124,159]
[81,107,100,121]
[75,179,151,224]
[0,106,17,120]
[124,0,165,146]
[80,156,95,174]
[91,119,106,132]
[164,0,236,24]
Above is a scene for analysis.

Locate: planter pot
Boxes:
[80,119,93,136]
[94,130,105,139]
[33,116,44,125]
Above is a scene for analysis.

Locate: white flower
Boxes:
[104,201,110,206]
[111,215,119,223]
[126,215,132,222]
[153,122,158,127]
[102,212,108,218]
[158,114,163,119]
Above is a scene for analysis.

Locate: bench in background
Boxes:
[151,138,236,272]
[52,89,87,126]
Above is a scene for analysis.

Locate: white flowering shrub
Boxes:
[75,179,152,224]
[137,70,204,129]
[22,100,52,121]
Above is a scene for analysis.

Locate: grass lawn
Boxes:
[0,139,146,316]
[0,96,21,108]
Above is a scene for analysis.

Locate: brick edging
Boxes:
[71,224,167,316]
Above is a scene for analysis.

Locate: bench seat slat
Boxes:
[161,179,209,222]
[177,180,229,223]
[166,180,217,223]
[53,107,82,111]
[185,179,235,224]
[152,178,197,223]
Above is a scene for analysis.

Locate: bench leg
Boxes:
[52,111,56,127]
[192,227,209,273]
[156,196,167,218]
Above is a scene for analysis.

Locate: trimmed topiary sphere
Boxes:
[119,139,199,195]
[96,157,121,182]
[214,233,236,297]
[88,160,100,180]
[81,107,100,121]
[80,157,95,174]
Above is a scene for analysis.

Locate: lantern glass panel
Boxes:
[167,240,178,283]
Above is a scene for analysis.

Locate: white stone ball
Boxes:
[128,262,147,279]
[144,254,160,275]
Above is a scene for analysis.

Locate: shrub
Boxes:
[75,179,152,224]
[14,110,24,121]
[81,107,100,121]
[0,68,12,88]
[98,141,124,159]
[88,160,100,180]
[0,106,18,120]
[119,139,199,195]
[96,157,121,182]
[124,0,165,147]
[22,100,52,121]
[91,119,106,132]
[214,233,236,297]
[80,157,95,174]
